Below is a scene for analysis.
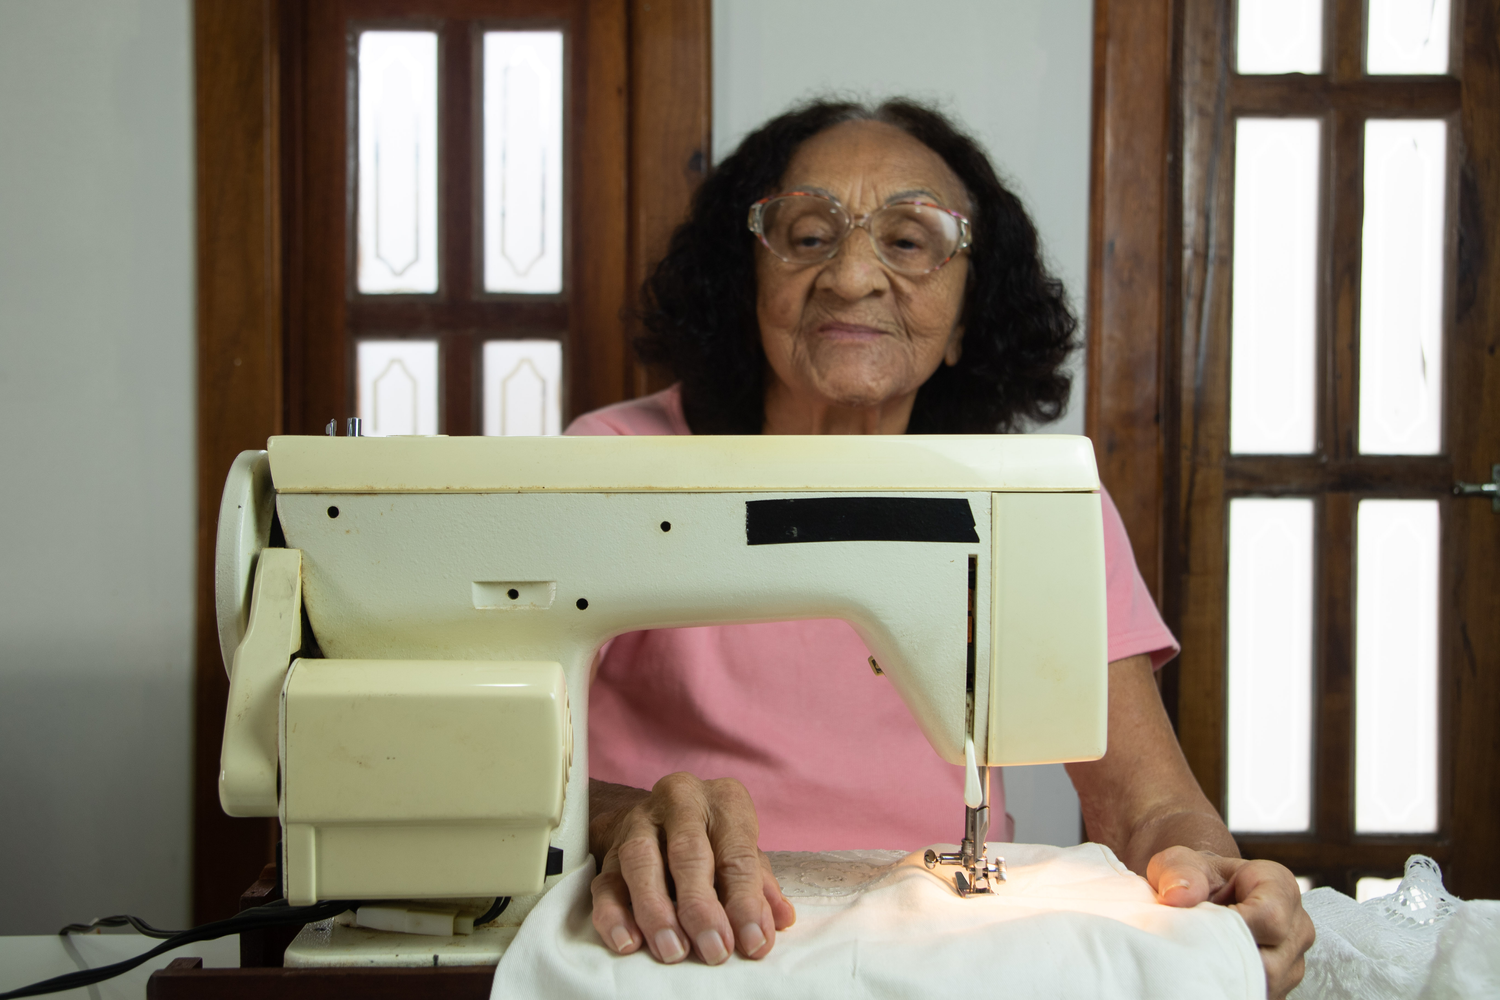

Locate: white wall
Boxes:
[0,0,195,934]
[714,0,1092,844]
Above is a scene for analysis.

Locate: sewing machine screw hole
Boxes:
[660,521,671,532]
[576,598,589,610]
[327,506,339,519]
[508,589,519,600]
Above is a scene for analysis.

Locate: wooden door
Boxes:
[1090,0,1500,898]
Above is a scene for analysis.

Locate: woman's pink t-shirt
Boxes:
[568,386,1179,851]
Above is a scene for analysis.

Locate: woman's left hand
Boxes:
[1067,656,1315,1000]
[1148,846,1315,1000]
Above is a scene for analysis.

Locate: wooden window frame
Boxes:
[191,0,710,922]
[1089,0,1500,898]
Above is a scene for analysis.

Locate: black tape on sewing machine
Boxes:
[744,497,980,545]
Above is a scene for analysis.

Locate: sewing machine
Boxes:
[214,432,1108,966]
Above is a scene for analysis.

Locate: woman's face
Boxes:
[755,120,970,425]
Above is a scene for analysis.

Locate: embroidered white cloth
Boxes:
[490,843,1264,1000]
[1288,855,1500,1000]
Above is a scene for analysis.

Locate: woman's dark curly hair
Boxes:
[635,97,1079,434]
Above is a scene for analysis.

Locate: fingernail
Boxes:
[739,922,767,956]
[609,925,634,953]
[655,928,686,963]
[1161,878,1192,900]
[696,929,729,965]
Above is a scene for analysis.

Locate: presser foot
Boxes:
[924,847,1007,897]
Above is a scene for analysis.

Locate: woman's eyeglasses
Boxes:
[747,191,971,276]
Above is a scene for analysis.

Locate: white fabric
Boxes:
[1290,855,1500,1000]
[1418,901,1500,1000]
[490,842,1264,1000]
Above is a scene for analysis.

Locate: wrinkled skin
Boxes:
[754,121,969,436]
[587,121,1313,996]
[589,775,795,964]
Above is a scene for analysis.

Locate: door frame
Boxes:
[191,0,711,921]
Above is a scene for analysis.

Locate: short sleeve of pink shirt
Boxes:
[567,385,1179,851]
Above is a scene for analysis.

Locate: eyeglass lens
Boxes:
[759,196,962,274]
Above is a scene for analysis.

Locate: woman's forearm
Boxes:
[1067,655,1239,878]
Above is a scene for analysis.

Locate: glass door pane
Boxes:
[1355,499,1440,834]
[483,340,563,435]
[483,31,565,294]
[1359,120,1447,455]
[356,340,440,436]
[356,31,440,294]
[1226,498,1316,832]
[1230,119,1321,454]
[1236,0,1323,74]
[1366,0,1451,75]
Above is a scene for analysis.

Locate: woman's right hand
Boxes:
[588,774,796,965]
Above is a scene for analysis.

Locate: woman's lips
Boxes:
[814,322,887,342]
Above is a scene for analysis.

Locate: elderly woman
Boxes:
[569,99,1314,998]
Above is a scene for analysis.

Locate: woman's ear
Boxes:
[944,326,964,366]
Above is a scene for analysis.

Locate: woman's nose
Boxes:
[817,227,889,298]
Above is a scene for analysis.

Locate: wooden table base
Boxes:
[145,866,498,999]
[147,958,495,1000]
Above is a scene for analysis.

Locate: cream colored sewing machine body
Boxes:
[215,434,1108,958]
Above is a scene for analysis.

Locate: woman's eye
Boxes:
[785,221,835,249]
[882,229,929,253]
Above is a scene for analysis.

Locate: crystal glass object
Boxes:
[357,32,439,294]
[483,340,562,436]
[1367,0,1451,75]
[1237,0,1323,74]
[1355,499,1439,834]
[357,340,439,436]
[1230,118,1321,455]
[483,32,564,294]
[1226,498,1315,833]
[1359,120,1447,455]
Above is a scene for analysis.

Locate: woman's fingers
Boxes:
[699,779,776,959]
[1146,844,1222,907]
[658,774,735,964]
[589,850,643,956]
[762,851,798,931]
[1149,848,1314,1000]
[1222,861,1315,1000]
[614,802,692,963]
[588,771,791,964]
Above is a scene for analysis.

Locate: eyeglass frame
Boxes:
[746,190,973,276]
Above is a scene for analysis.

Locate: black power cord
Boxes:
[474,895,511,927]
[56,914,187,940]
[7,894,515,998]
[0,898,358,999]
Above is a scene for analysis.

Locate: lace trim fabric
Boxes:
[766,849,909,898]
[1289,854,1490,1000]
[1363,856,1458,928]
